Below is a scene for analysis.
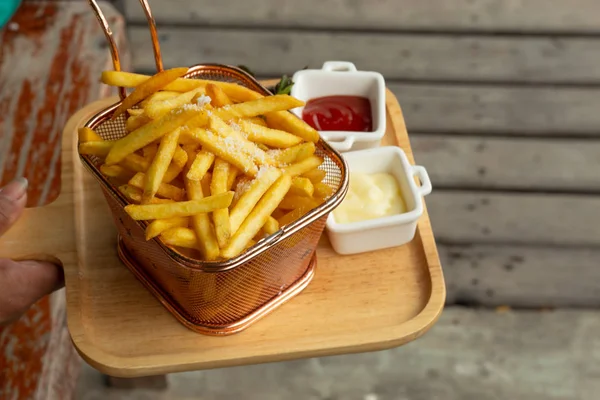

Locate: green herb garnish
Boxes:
[274,74,294,95]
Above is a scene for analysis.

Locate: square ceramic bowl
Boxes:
[325,146,432,255]
[290,61,386,152]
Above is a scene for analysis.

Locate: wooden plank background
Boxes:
[125,0,600,33]
[117,0,600,307]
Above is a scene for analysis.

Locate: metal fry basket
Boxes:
[81,0,349,335]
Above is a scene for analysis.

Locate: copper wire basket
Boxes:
[81,1,349,335]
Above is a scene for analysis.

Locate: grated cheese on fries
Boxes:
[81,67,332,260]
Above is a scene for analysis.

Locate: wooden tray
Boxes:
[62,88,445,378]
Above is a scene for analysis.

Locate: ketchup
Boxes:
[302,95,372,132]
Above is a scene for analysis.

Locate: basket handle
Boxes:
[88,0,164,100]
[88,0,127,100]
[137,0,164,72]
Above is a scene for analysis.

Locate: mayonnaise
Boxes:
[333,172,406,224]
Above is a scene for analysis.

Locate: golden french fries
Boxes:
[185,177,220,260]
[146,217,189,240]
[78,127,102,142]
[106,105,202,165]
[214,95,303,121]
[186,149,215,181]
[314,182,335,199]
[289,176,314,197]
[86,67,336,261]
[262,216,279,236]
[185,128,259,177]
[125,192,234,220]
[222,174,292,259]
[140,91,180,108]
[210,158,232,249]
[128,172,185,201]
[283,155,324,177]
[143,128,181,203]
[118,184,173,205]
[206,83,233,107]
[268,142,316,166]
[277,206,310,227]
[163,147,188,183]
[265,111,320,143]
[101,71,262,101]
[112,67,189,119]
[229,167,282,234]
[145,87,205,119]
[101,164,134,181]
[302,168,326,184]
[119,153,149,173]
[278,194,320,211]
[126,113,151,132]
[160,227,198,249]
[79,141,114,157]
[142,143,158,161]
[236,120,302,148]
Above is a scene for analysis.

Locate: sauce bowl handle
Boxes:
[410,165,432,196]
[321,61,358,72]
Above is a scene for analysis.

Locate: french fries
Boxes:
[282,155,324,177]
[125,192,234,220]
[210,158,232,249]
[229,167,282,234]
[86,67,336,261]
[105,105,202,165]
[236,119,303,148]
[128,172,185,201]
[206,83,233,107]
[112,67,189,119]
[222,174,292,259]
[262,216,279,236]
[186,149,215,181]
[100,164,133,182]
[185,177,220,260]
[143,128,181,203]
[302,168,326,184]
[160,227,198,249]
[78,127,102,142]
[264,111,320,143]
[289,177,314,197]
[268,142,316,166]
[214,95,303,121]
[79,141,114,157]
[146,217,189,240]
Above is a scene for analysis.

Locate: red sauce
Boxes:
[302,95,372,132]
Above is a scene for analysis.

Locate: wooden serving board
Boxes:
[62,89,445,378]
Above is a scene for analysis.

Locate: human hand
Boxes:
[0,178,64,326]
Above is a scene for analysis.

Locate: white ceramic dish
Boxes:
[290,61,386,152]
[326,146,432,255]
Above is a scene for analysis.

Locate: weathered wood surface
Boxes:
[391,83,600,135]
[441,245,600,307]
[0,1,129,399]
[77,307,600,400]
[126,0,600,33]
[428,191,600,246]
[0,0,128,207]
[130,27,600,83]
[411,135,600,192]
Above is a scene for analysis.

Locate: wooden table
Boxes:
[0,1,129,397]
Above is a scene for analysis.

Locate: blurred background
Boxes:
[3,0,600,399]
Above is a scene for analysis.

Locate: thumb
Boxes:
[0,177,28,237]
[0,258,64,326]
